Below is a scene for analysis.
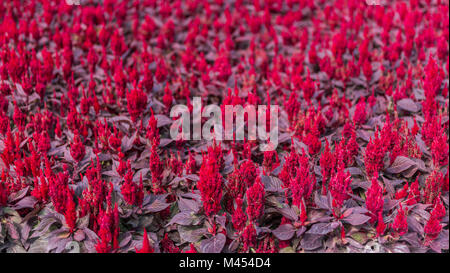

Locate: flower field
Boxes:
[0,0,448,253]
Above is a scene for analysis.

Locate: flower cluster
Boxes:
[0,0,448,254]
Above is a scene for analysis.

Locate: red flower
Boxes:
[406,179,421,206]
[391,204,408,237]
[304,123,321,155]
[424,204,444,246]
[126,87,148,122]
[431,133,449,167]
[135,229,154,253]
[424,170,444,204]
[64,190,77,233]
[0,178,10,207]
[232,197,247,232]
[162,84,173,110]
[149,142,163,192]
[376,212,386,237]
[279,145,300,189]
[329,166,352,212]
[262,150,279,175]
[161,233,180,253]
[70,131,86,162]
[290,154,316,207]
[246,176,265,222]
[146,109,160,146]
[241,223,257,252]
[184,244,198,253]
[366,173,384,224]
[364,130,386,177]
[353,97,367,125]
[121,171,144,207]
[198,154,223,217]
[31,172,49,203]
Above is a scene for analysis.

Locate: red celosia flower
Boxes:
[279,145,300,189]
[299,199,307,226]
[391,204,408,237]
[290,154,316,207]
[38,131,51,155]
[146,108,160,146]
[0,179,10,207]
[126,87,148,122]
[366,173,384,224]
[363,59,372,83]
[329,166,352,215]
[241,223,257,252]
[184,244,198,253]
[48,173,70,214]
[149,142,163,192]
[302,69,317,103]
[431,194,446,222]
[364,129,386,177]
[422,114,443,147]
[406,179,421,206]
[395,182,409,200]
[353,97,367,125]
[424,202,444,246]
[135,229,154,253]
[227,159,258,200]
[240,160,258,188]
[376,212,386,237]
[184,151,197,175]
[70,131,86,162]
[161,233,180,253]
[121,171,144,207]
[262,150,280,175]
[303,123,321,155]
[13,102,26,131]
[431,133,449,167]
[284,91,300,123]
[31,172,49,204]
[424,170,444,204]
[198,154,223,217]
[64,189,77,233]
[162,84,173,110]
[232,197,247,232]
[344,129,359,166]
[246,176,265,222]
[227,167,246,200]
[94,204,120,253]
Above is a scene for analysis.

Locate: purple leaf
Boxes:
[277,206,298,221]
[307,222,339,235]
[6,222,20,240]
[300,234,323,250]
[8,187,29,203]
[272,224,296,241]
[343,213,371,225]
[200,233,226,253]
[314,193,331,210]
[144,199,170,213]
[385,156,416,174]
[261,175,283,192]
[178,197,199,213]
[73,230,86,242]
[166,211,194,226]
[397,98,418,112]
[12,196,37,210]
